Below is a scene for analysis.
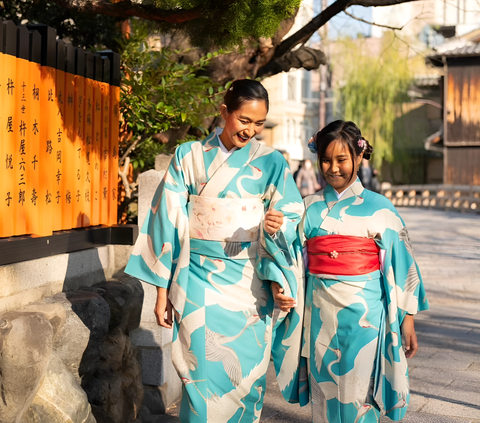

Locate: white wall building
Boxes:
[371,0,480,40]
[261,0,320,164]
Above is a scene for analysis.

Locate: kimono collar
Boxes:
[324,178,364,210]
[202,127,260,160]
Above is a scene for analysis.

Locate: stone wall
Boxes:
[130,154,183,420]
[0,244,132,313]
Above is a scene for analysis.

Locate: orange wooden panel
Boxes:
[83,77,94,226]
[62,71,76,229]
[108,86,120,226]
[39,66,56,236]
[0,54,16,238]
[0,50,4,237]
[91,80,103,226]
[73,74,85,228]
[27,61,44,235]
[15,57,31,236]
[53,68,66,231]
[100,81,110,224]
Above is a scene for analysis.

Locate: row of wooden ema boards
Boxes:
[0,20,121,238]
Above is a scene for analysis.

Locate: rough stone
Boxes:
[0,311,54,423]
[90,276,143,334]
[65,290,111,376]
[82,335,144,423]
[22,354,96,423]
[41,293,91,381]
[22,302,67,339]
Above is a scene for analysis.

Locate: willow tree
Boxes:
[331,33,422,170]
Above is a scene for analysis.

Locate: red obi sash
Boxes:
[307,235,380,276]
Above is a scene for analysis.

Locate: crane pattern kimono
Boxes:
[299,179,428,422]
[125,129,304,423]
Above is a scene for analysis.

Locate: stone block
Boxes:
[138,170,165,229]
[138,348,164,386]
[155,154,173,172]
[130,323,172,349]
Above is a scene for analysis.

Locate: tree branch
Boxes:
[270,0,420,62]
[343,10,404,30]
[49,0,220,23]
[273,0,352,60]
[120,134,142,165]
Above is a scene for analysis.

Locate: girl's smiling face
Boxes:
[219,100,268,151]
[321,139,363,193]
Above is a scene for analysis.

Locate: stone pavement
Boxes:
[158,208,480,423]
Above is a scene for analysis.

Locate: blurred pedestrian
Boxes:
[296,159,321,197]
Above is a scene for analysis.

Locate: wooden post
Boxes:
[28,29,44,235]
[83,50,95,226]
[100,56,110,225]
[53,39,66,230]
[2,21,18,238]
[28,23,57,236]
[62,42,76,229]
[74,47,86,228]
[91,54,103,226]
[15,24,30,236]
[98,50,121,226]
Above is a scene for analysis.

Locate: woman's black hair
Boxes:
[313,120,374,180]
[223,79,269,113]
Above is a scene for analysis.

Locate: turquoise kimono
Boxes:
[300,179,428,422]
[125,129,304,422]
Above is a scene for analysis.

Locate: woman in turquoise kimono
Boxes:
[125,80,304,422]
[276,120,429,422]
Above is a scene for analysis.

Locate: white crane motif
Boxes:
[205,312,261,387]
[206,324,272,422]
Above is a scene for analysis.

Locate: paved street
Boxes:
[161,208,480,422]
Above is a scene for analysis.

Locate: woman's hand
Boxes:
[271,282,297,312]
[265,209,284,235]
[155,287,173,329]
[401,314,418,358]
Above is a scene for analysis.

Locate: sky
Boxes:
[328,5,373,39]
[312,0,374,40]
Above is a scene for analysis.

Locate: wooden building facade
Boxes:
[429,45,480,185]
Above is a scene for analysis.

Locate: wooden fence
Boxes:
[382,184,480,212]
[0,20,120,238]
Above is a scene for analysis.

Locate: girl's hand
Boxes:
[265,209,284,235]
[155,287,173,329]
[401,314,418,358]
[271,282,297,312]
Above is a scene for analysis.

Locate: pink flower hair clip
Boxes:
[357,138,367,151]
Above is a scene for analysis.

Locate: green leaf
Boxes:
[181,112,187,122]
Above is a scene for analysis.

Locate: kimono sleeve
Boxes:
[381,207,429,325]
[125,146,189,289]
[256,154,306,405]
[256,153,304,297]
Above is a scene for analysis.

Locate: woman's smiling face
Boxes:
[219,100,268,151]
[321,139,363,193]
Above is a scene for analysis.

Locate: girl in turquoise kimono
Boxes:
[125,80,304,422]
[275,120,428,422]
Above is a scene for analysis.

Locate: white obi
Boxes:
[188,195,264,242]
